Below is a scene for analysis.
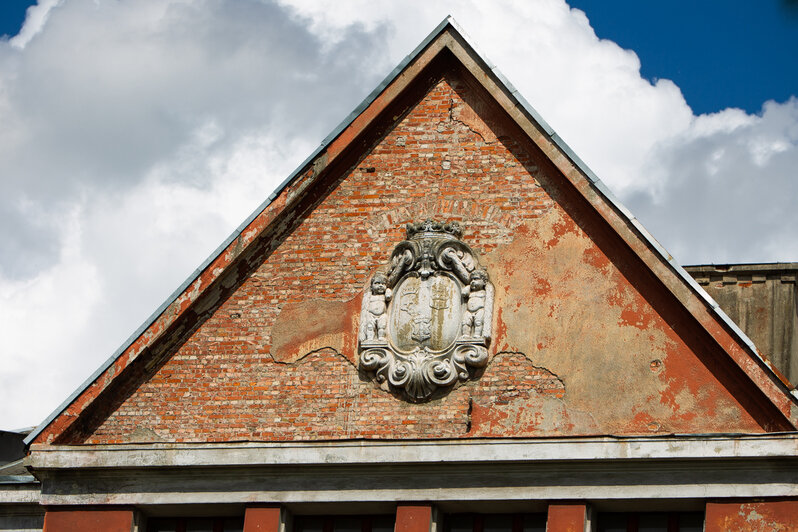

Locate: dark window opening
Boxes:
[147,517,245,532]
[444,513,547,532]
[596,512,704,532]
[293,515,395,532]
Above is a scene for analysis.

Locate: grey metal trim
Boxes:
[0,475,37,484]
[23,17,458,448]
[0,459,27,477]
[684,263,798,274]
[25,16,796,446]
[443,17,794,399]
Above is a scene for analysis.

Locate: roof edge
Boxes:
[440,18,796,401]
[23,16,464,448]
[25,17,798,446]
[684,263,798,274]
[27,434,798,470]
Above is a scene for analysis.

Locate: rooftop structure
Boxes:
[2,18,796,532]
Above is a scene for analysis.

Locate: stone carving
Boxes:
[359,220,494,401]
[359,272,391,342]
[462,268,489,338]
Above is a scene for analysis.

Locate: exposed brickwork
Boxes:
[43,508,134,532]
[31,25,797,448]
[84,71,766,444]
[87,75,552,443]
[395,505,433,532]
[244,506,282,532]
[92,349,468,441]
[545,504,587,532]
[87,345,569,442]
[705,499,798,531]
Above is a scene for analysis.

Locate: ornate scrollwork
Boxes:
[358,220,494,402]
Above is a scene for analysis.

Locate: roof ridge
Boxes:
[25,17,797,446]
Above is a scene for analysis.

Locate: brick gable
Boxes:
[84,75,766,443]
[31,24,795,446]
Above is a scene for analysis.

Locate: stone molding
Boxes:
[23,435,798,506]
[29,434,798,468]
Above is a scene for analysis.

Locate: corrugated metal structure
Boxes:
[2,18,797,532]
[685,263,798,386]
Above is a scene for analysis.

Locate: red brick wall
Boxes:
[545,504,587,532]
[705,499,798,531]
[395,505,433,532]
[85,71,764,444]
[244,506,282,532]
[44,508,133,532]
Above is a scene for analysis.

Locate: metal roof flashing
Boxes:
[24,18,797,447]
[22,17,461,448]
[442,22,790,398]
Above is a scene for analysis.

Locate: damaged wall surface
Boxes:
[77,72,772,445]
[5,19,797,532]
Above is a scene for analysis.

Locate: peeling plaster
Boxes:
[449,95,497,144]
[484,209,763,434]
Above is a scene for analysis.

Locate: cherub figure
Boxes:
[360,273,392,342]
[461,269,488,338]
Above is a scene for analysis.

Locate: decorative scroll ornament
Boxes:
[359,220,494,401]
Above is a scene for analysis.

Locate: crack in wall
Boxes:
[447,95,492,144]
[492,350,566,389]
[266,346,358,370]
[466,397,473,433]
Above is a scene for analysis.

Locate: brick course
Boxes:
[85,72,765,443]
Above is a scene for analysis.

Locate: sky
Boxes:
[568,0,798,116]
[0,0,796,431]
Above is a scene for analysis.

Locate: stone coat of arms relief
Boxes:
[359,220,494,401]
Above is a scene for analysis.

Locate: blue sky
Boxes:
[1,0,797,430]
[568,0,798,115]
[0,0,31,38]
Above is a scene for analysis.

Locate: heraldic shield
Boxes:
[359,220,494,401]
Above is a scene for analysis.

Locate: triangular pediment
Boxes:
[28,19,797,446]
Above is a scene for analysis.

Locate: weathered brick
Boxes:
[84,72,768,444]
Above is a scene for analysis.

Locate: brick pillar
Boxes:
[545,503,588,532]
[396,504,435,532]
[43,507,134,532]
[244,505,288,532]
[705,499,798,531]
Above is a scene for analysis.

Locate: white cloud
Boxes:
[0,0,388,277]
[281,0,696,195]
[0,205,100,429]
[627,97,798,264]
[0,0,796,429]
[0,129,313,429]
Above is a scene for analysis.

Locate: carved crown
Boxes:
[405,219,462,240]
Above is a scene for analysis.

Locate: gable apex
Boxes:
[26,18,797,446]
